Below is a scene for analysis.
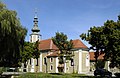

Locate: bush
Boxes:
[0,67,5,75]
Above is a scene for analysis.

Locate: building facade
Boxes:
[27,15,90,73]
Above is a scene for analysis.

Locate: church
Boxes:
[26,14,90,73]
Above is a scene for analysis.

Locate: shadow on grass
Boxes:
[50,73,63,75]
[70,74,117,78]
[73,76,117,78]
[50,73,97,78]
[18,73,118,78]
[73,75,96,78]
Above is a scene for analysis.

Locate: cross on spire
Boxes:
[34,8,38,18]
[31,9,40,32]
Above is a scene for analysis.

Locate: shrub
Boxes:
[0,67,5,75]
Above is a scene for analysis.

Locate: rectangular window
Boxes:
[44,57,47,65]
[30,59,31,65]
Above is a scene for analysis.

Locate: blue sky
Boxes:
[2,0,120,47]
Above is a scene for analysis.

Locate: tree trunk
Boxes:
[36,58,38,72]
[36,58,38,66]
[95,50,99,69]
[24,62,27,72]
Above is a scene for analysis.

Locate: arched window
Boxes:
[50,65,53,70]
[50,58,53,62]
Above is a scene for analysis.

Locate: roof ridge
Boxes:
[73,39,79,41]
[79,39,88,48]
[40,38,51,42]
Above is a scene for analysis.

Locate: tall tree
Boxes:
[52,32,73,72]
[0,2,27,67]
[32,40,40,73]
[80,15,120,69]
[20,40,40,72]
[20,42,34,71]
[32,40,40,66]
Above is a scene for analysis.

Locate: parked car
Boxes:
[94,68,112,77]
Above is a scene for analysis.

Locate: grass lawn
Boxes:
[16,73,101,78]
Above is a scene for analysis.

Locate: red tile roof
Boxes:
[72,39,88,49]
[38,39,88,50]
[89,52,104,60]
[38,39,58,50]
[38,39,88,57]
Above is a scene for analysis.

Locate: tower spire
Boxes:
[31,9,40,32]
[30,10,40,43]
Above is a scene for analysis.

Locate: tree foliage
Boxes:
[80,15,120,68]
[20,42,34,64]
[20,42,34,72]
[32,40,40,66]
[52,32,73,64]
[0,2,27,67]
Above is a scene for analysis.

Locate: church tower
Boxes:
[30,12,40,43]
[29,12,41,72]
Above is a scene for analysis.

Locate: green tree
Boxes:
[96,60,105,69]
[52,32,73,72]
[20,40,40,72]
[80,26,105,68]
[32,40,40,73]
[80,15,120,68]
[20,42,34,71]
[32,40,40,66]
[0,2,27,67]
